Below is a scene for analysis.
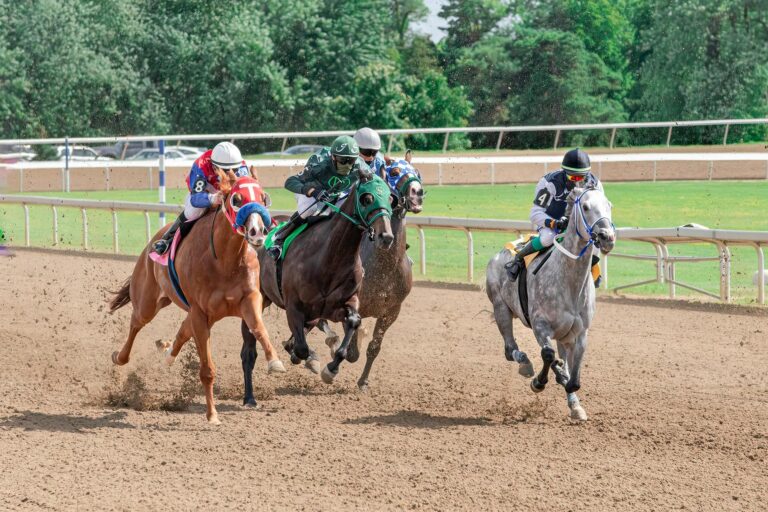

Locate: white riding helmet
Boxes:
[211,142,243,169]
[353,127,381,150]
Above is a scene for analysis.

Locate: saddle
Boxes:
[148,216,200,308]
[505,235,555,329]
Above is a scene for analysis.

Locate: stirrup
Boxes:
[153,239,170,255]
[505,260,522,280]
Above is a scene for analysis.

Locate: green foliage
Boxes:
[1,0,767,149]
[631,0,768,144]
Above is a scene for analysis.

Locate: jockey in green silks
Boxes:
[266,135,371,260]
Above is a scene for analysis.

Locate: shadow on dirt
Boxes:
[344,410,493,429]
[0,410,134,433]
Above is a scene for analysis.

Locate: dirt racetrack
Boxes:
[1,250,766,511]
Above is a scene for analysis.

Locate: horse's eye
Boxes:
[360,193,374,206]
[232,193,243,209]
[583,204,590,211]
[389,168,401,178]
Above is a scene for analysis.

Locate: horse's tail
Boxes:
[108,277,131,313]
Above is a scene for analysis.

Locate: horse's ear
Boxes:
[359,168,373,183]
[249,165,259,182]
[404,149,412,163]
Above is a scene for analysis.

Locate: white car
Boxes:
[56,145,111,161]
[0,144,36,161]
[171,145,206,158]
[128,149,188,160]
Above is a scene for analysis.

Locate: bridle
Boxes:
[553,187,614,260]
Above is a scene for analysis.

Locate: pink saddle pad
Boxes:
[148,229,182,267]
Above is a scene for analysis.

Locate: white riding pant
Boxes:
[537,226,557,247]
[295,192,348,219]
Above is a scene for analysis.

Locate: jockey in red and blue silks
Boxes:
[152,141,249,255]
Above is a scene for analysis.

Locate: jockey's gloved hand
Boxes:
[545,216,569,231]
[312,189,331,203]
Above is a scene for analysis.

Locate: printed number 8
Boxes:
[193,180,206,193]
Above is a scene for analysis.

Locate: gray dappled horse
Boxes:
[485,185,615,422]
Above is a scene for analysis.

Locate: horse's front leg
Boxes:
[241,295,286,375]
[285,305,310,363]
[564,332,588,422]
[530,319,556,393]
[188,308,219,424]
[321,306,361,384]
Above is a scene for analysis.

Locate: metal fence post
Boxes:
[495,131,504,151]
[52,206,58,246]
[609,128,617,149]
[553,130,561,150]
[465,229,474,282]
[442,133,450,153]
[64,136,70,193]
[666,126,673,146]
[418,227,426,275]
[112,210,119,254]
[81,208,88,250]
[23,204,30,246]
[723,124,730,145]
[159,139,166,228]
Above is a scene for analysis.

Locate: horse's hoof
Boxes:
[243,397,258,407]
[569,405,588,422]
[321,365,337,384]
[111,351,126,366]
[267,359,287,374]
[530,379,545,393]
[290,352,302,365]
[357,381,369,393]
[325,335,340,358]
[518,363,535,378]
[155,339,170,352]
[207,414,221,425]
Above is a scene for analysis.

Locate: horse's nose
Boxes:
[378,232,394,249]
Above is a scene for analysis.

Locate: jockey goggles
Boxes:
[566,173,586,182]
[335,156,357,165]
[359,148,377,157]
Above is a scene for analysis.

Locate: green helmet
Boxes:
[330,135,359,158]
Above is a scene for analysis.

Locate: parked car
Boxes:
[94,140,158,159]
[0,144,36,162]
[260,144,324,156]
[55,145,112,161]
[127,148,188,160]
[171,145,207,158]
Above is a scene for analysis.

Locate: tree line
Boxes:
[1,0,766,151]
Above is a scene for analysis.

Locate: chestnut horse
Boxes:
[245,170,394,399]
[109,170,283,424]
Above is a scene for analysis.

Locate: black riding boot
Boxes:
[504,240,538,281]
[152,212,187,255]
[267,212,306,260]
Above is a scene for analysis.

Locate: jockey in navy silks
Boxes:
[153,142,250,255]
[505,148,605,286]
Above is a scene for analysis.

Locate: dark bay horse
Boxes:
[109,171,282,424]
[322,155,425,390]
[485,185,615,422]
[245,171,394,398]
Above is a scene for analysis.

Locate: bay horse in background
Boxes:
[109,168,284,424]
[320,151,425,390]
[485,185,615,422]
[246,170,394,400]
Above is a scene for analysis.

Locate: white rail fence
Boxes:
[3,117,768,153]
[1,195,765,304]
[5,152,768,194]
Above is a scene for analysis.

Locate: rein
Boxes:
[552,188,613,260]
[210,206,220,260]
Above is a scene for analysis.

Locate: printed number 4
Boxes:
[536,191,550,206]
[193,180,206,193]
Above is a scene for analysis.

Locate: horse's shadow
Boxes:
[344,410,493,430]
[0,410,134,433]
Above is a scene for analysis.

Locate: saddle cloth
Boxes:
[504,234,540,269]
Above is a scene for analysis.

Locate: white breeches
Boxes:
[183,195,208,220]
